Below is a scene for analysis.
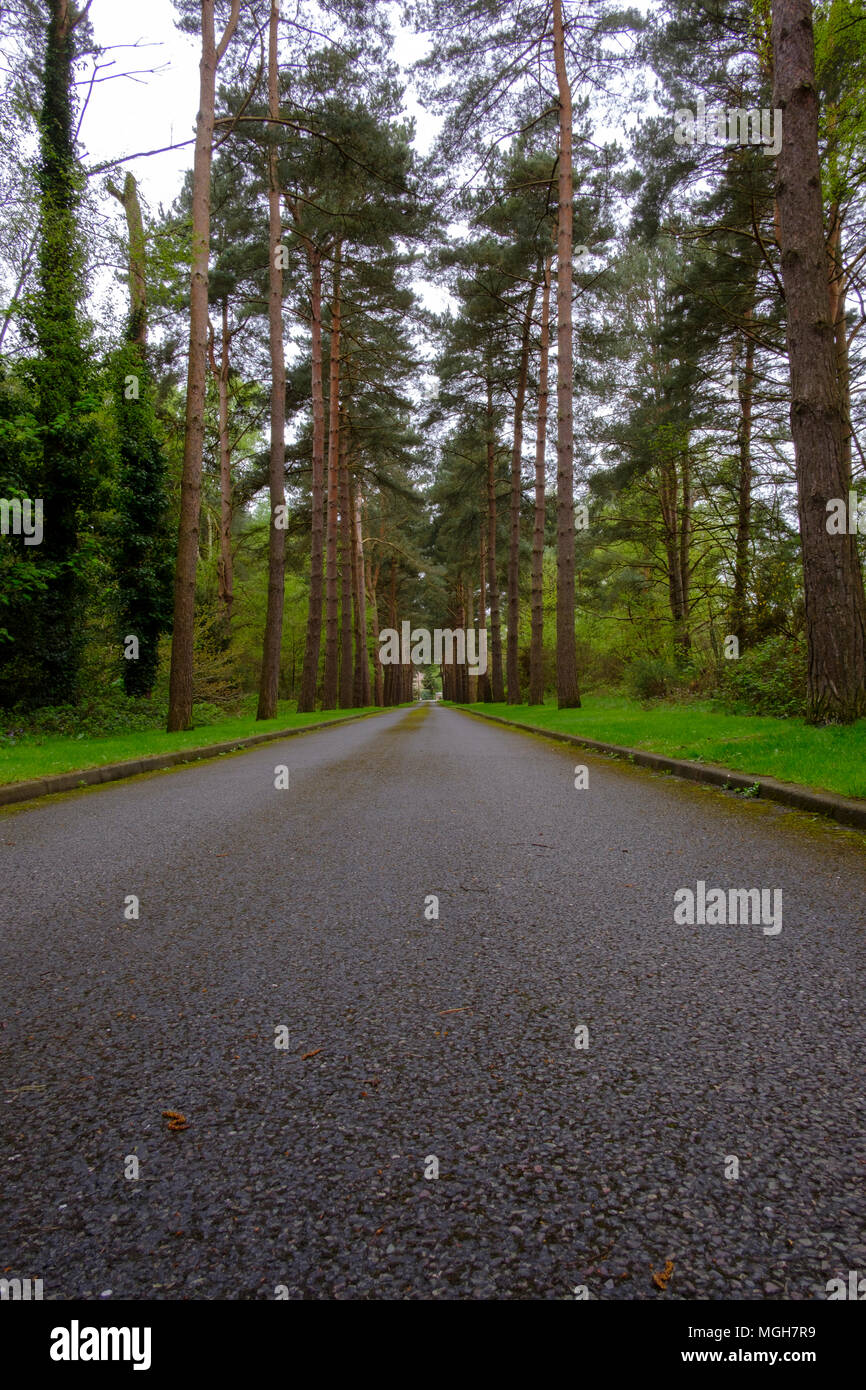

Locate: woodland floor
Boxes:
[1,703,864,1299]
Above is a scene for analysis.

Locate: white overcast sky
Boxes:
[78,1,652,362]
[82,0,440,216]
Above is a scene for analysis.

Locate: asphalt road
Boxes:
[2,703,865,1300]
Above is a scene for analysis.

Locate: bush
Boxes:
[0,690,235,743]
[3,692,166,740]
[626,655,683,702]
[720,635,806,717]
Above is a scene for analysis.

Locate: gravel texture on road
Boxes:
[2,703,864,1300]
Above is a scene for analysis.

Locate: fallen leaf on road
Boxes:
[651,1259,674,1291]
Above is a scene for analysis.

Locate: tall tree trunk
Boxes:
[552,0,580,708]
[826,203,852,480]
[338,424,354,708]
[506,283,537,703]
[369,543,384,707]
[350,475,371,706]
[218,298,233,633]
[322,241,342,710]
[108,168,170,699]
[660,447,688,656]
[207,299,233,636]
[678,447,691,657]
[385,564,398,706]
[731,317,755,643]
[257,0,288,720]
[167,0,240,730]
[297,241,326,711]
[455,581,468,702]
[486,378,505,701]
[772,0,866,721]
[529,254,552,704]
[478,523,492,701]
[28,0,88,707]
[466,579,477,702]
[107,172,147,346]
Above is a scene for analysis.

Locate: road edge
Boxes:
[453,705,866,832]
[0,709,387,809]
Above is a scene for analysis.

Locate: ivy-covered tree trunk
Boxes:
[109,172,171,697]
[27,0,94,706]
[167,0,240,731]
[257,0,288,721]
[772,0,866,722]
[529,253,552,705]
[108,173,147,348]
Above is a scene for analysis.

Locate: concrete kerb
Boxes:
[0,710,384,809]
[456,706,866,834]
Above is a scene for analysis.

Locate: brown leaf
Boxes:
[651,1259,674,1291]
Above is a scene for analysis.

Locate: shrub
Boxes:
[626,655,683,702]
[720,635,806,717]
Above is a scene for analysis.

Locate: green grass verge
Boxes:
[0,705,379,787]
[459,696,866,801]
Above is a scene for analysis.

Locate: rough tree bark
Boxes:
[552,0,580,708]
[477,523,492,701]
[206,300,233,634]
[486,377,505,701]
[506,283,537,703]
[465,577,477,702]
[339,422,354,708]
[368,531,384,707]
[772,0,866,721]
[731,315,755,643]
[321,241,342,709]
[257,0,288,720]
[107,172,147,346]
[350,474,371,706]
[529,253,552,704]
[826,204,852,480]
[167,0,240,731]
[297,239,326,710]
